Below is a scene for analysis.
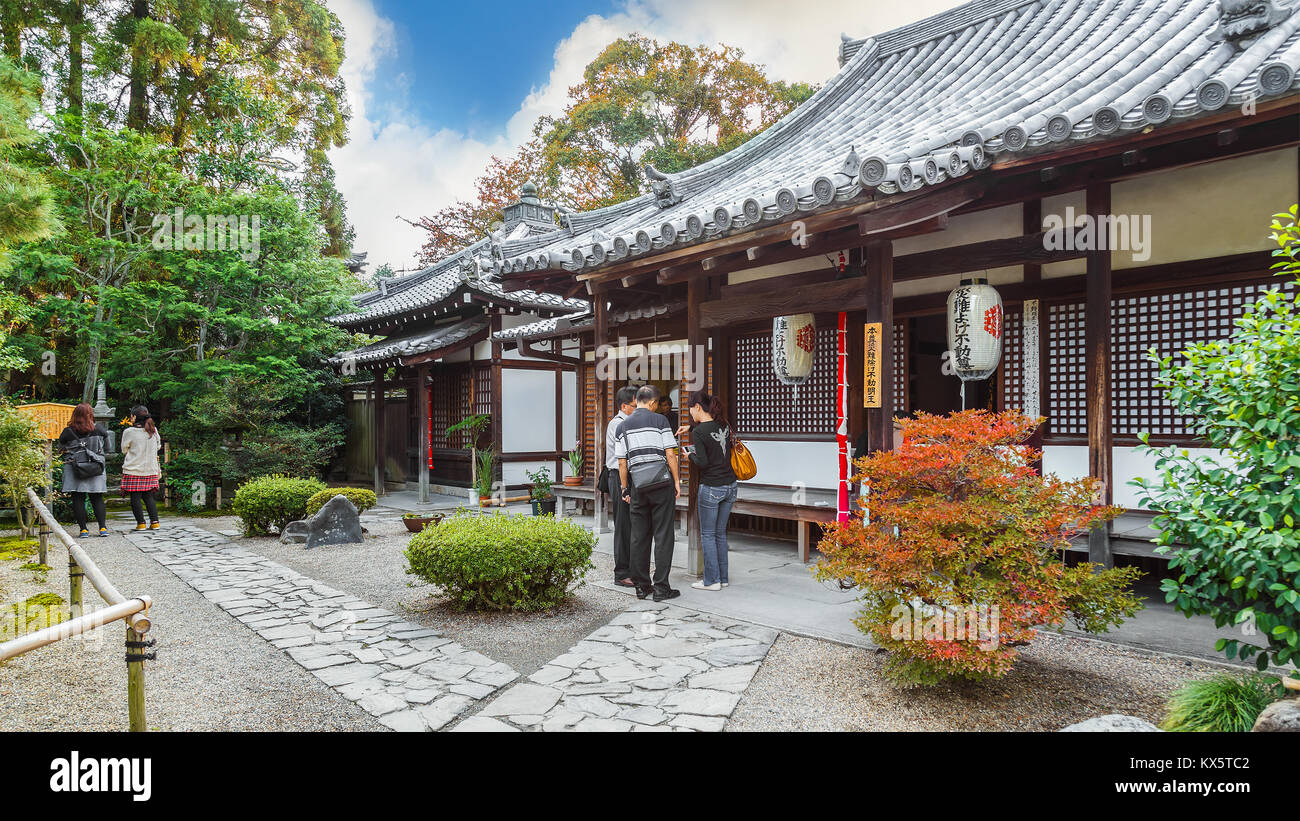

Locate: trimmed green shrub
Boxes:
[405,510,594,612]
[305,487,377,517]
[232,474,325,536]
[1161,673,1284,732]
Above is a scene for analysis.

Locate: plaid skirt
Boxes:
[121,474,159,493]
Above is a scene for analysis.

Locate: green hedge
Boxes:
[232,475,325,536]
[305,487,378,517]
[405,511,594,612]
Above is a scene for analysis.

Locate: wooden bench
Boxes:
[553,482,840,562]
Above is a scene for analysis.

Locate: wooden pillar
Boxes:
[373,367,385,496]
[863,240,895,453]
[126,624,147,732]
[685,277,704,576]
[490,310,503,499]
[417,364,430,504]
[593,297,609,534]
[1085,182,1114,567]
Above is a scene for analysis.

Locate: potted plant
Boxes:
[402,511,444,533]
[563,445,583,486]
[446,413,491,499]
[475,448,496,505]
[525,466,556,516]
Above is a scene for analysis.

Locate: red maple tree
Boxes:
[814,410,1141,685]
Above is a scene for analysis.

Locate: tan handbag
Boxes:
[730,437,757,481]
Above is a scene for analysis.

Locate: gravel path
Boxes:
[727,631,1228,731]
[0,517,381,731]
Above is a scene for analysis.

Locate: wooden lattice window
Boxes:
[999,306,1024,413]
[1047,300,1088,436]
[892,319,908,415]
[1112,282,1294,439]
[581,366,597,481]
[431,365,474,448]
[732,325,837,437]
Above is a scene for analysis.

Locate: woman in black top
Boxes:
[680,390,737,590]
[57,402,110,537]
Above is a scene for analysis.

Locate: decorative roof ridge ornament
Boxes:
[556,208,575,235]
[839,145,862,179]
[645,164,683,208]
[1211,0,1294,47]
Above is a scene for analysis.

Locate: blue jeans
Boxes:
[698,482,737,586]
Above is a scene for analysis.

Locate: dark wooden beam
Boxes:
[1085,181,1113,568]
[857,182,980,235]
[592,296,608,512]
[399,328,489,366]
[519,334,581,365]
[686,277,704,575]
[700,276,868,329]
[720,267,843,299]
[894,230,1084,280]
[490,310,503,494]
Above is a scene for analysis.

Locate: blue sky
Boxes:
[328,0,962,272]
[366,0,618,136]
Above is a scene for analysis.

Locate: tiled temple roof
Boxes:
[484,0,1300,279]
[329,316,489,366]
[490,300,687,342]
[327,232,588,328]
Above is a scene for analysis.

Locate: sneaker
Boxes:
[652,589,681,603]
[721,583,729,588]
[691,581,721,591]
[78,529,90,538]
[98,528,109,537]
[134,523,147,531]
[149,522,160,530]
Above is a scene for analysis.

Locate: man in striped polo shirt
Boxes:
[615,384,681,601]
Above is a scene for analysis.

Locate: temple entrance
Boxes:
[905,313,992,416]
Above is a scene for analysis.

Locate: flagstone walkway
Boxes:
[125,524,777,732]
[459,601,778,732]
[124,525,519,731]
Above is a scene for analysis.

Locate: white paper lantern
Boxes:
[946,277,1003,382]
[773,313,816,399]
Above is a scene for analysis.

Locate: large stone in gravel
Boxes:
[1060,714,1162,732]
[481,683,562,717]
[279,520,309,544]
[1252,698,1300,732]
[302,495,363,549]
[452,716,519,732]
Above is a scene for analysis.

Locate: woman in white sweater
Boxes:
[121,405,162,530]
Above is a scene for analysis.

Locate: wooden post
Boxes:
[864,241,895,453]
[685,278,704,576]
[1085,182,1114,568]
[1023,199,1046,473]
[38,518,49,566]
[214,485,221,510]
[125,624,147,732]
[593,297,609,535]
[490,311,503,500]
[417,364,431,504]
[43,441,53,505]
[161,442,170,506]
[373,367,386,496]
[68,553,83,620]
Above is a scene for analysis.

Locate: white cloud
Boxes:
[330,0,964,273]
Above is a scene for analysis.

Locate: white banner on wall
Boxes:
[1023,298,1040,419]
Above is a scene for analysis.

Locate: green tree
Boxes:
[0,397,45,537]
[1135,205,1300,679]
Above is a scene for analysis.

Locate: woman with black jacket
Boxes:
[679,390,738,591]
[57,403,110,537]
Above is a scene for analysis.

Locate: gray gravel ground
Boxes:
[0,518,381,731]
[207,511,634,677]
[727,631,1229,731]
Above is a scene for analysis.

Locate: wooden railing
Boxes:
[0,488,155,731]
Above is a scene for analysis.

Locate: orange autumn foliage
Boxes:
[814,410,1141,686]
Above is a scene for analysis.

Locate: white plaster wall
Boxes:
[501,367,556,452]
[503,459,553,487]
[1042,444,1228,509]
[742,440,839,489]
[561,370,577,449]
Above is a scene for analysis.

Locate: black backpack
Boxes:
[68,433,106,479]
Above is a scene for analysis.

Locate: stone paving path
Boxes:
[457,600,778,732]
[124,525,519,731]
